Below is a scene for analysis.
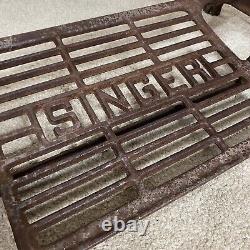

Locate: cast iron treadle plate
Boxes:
[0,0,249,249]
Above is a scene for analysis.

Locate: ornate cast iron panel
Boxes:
[0,0,249,249]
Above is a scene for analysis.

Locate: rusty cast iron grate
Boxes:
[0,0,249,249]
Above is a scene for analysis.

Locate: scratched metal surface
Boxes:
[0,0,249,249]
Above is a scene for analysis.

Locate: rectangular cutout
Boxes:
[2,134,39,156]
[76,48,146,71]
[132,129,209,170]
[11,131,106,176]
[212,106,250,132]
[0,56,63,78]
[63,25,130,45]
[83,59,154,85]
[0,82,77,113]
[0,42,56,61]
[135,11,187,27]
[159,41,211,61]
[122,114,196,152]
[69,36,138,57]
[0,115,31,136]
[224,126,250,147]
[37,186,138,246]
[113,102,185,135]
[18,148,116,201]
[26,166,127,223]
[142,21,196,38]
[215,64,234,76]
[149,30,203,50]
[144,145,221,189]
[200,89,250,117]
